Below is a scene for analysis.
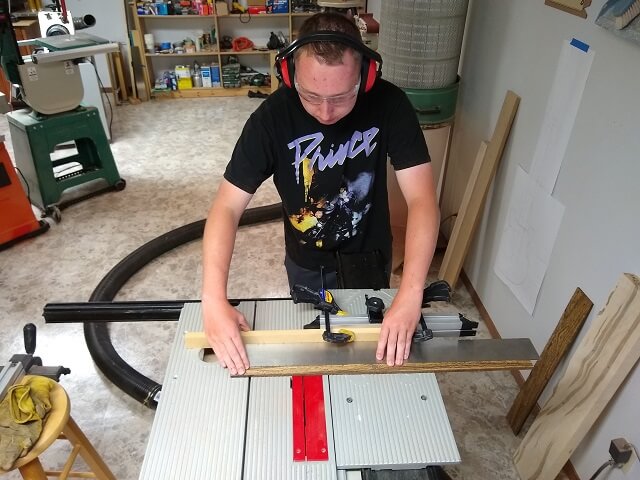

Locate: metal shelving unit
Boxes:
[130,5,314,100]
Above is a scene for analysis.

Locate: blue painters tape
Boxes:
[570,38,589,52]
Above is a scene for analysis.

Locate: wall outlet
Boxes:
[621,450,637,474]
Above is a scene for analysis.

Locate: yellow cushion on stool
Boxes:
[7,376,115,480]
[11,376,69,470]
[0,375,66,472]
[9,376,56,423]
[2,377,115,480]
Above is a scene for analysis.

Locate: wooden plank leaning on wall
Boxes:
[506,287,593,435]
[438,90,520,289]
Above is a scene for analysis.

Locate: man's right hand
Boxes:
[203,300,251,375]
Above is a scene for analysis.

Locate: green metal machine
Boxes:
[0,0,125,221]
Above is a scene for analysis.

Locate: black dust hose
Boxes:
[84,203,283,409]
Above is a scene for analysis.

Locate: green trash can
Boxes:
[403,77,460,126]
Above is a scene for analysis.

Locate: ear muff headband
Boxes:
[275,31,383,93]
[279,57,292,89]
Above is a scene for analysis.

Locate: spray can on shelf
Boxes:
[192,60,203,88]
[193,72,203,88]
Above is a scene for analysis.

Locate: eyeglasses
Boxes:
[294,79,360,106]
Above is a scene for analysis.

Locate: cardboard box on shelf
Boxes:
[222,62,241,88]
[215,1,228,15]
[211,64,221,86]
[266,0,288,14]
[201,66,212,87]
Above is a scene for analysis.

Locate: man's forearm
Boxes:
[393,162,440,308]
[201,181,253,304]
[202,203,239,304]
[396,197,440,307]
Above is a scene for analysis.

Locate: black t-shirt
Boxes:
[224,78,430,271]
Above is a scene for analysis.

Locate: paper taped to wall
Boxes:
[529,38,594,194]
[494,167,565,315]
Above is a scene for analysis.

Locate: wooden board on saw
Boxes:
[507,287,593,435]
[186,330,539,377]
[185,327,382,346]
[514,273,640,480]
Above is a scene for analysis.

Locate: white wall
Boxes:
[445,0,640,478]
[63,0,129,88]
[367,0,380,18]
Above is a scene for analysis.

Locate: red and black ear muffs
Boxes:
[275,31,383,95]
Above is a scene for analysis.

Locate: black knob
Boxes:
[366,296,384,313]
[23,323,36,355]
[365,295,385,323]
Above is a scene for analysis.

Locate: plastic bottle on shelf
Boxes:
[169,71,178,91]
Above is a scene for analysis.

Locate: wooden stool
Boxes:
[6,376,115,480]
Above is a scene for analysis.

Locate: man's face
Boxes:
[294,50,361,125]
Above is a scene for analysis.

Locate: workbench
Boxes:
[139,290,476,479]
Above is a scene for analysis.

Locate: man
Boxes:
[202,12,439,375]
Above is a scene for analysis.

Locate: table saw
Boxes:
[138,289,536,480]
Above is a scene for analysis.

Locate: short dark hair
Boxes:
[295,12,362,65]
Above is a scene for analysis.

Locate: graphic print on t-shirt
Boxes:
[286,127,379,249]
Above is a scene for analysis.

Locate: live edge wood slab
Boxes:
[514,273,640,480]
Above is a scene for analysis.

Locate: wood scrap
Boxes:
[514,273,640,480]
[111,51,129,102]
[544,0,591,19]
[507,287,593,435]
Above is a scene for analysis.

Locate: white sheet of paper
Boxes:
[529,39,594,194]
[494,167,565,315]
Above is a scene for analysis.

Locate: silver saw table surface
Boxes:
[139,290,460,480]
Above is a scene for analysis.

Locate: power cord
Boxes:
[15,166,31,204]
[588,459,614,480]
[440,212,457,228]
[589,439,639,480]
[89,57,113,139]
[627,442,639,461]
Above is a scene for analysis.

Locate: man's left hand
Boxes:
[375,302,422,366]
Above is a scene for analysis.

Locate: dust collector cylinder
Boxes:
[379,0,469,89]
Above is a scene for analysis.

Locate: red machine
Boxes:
[0,138,49,250]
